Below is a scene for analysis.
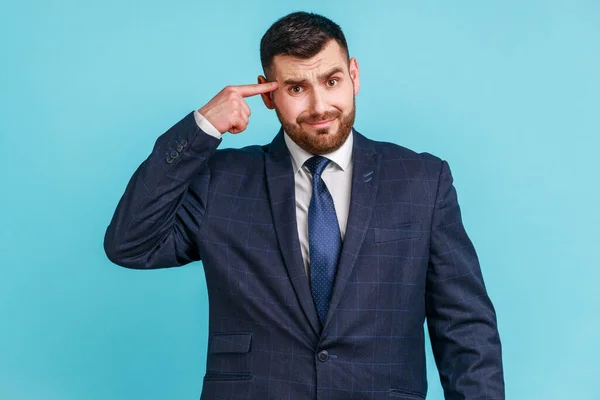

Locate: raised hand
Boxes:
[198,82,279,134]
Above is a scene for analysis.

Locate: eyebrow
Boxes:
[283,67,345,86]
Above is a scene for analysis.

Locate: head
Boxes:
[258,12,360,155]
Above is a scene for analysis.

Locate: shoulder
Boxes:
[354,130,445,178]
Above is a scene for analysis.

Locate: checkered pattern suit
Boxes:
[104,111,504,399]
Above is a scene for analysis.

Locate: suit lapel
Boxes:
[323,130,381,330]
[265,130,321,336]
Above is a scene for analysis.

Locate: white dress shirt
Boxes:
[193,110,354,277]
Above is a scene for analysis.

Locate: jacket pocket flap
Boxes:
[209,332,252,354]
[374,223,422,243]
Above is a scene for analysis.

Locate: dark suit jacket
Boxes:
[104,112,504,399]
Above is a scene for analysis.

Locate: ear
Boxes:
[349,58,360,96]
[258,75,275,109]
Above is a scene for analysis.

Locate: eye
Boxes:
[289,86,304,94]
[326,78,339,87]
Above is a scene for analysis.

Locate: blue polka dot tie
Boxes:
[304,156,342,325]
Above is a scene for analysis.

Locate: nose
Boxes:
[308,88,327,116]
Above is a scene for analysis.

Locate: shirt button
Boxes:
[317,350,329,362]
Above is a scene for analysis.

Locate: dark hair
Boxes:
[260,12,349,76]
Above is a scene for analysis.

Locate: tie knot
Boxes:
[304,156,330,176]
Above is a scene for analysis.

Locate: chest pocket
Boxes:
[373,222,422,242]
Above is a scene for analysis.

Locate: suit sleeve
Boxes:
[103,111,221,269]
[425,160,505,399]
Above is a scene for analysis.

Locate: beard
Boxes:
[275,98,356,155]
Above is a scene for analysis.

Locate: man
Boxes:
[104,11,504,400]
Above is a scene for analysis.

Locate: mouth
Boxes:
[305,119,335,129]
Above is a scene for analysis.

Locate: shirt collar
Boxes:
[283,129,354,174]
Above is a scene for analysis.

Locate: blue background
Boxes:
[1,1,599,399]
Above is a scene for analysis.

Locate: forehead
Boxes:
[271,40,348,80]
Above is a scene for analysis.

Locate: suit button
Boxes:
[317,350,329,362]
[170,151,179,159]
[181,139,188,147]
[166,156,174,164]
[176,144,184,152]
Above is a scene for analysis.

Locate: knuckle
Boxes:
[223,86,237,98]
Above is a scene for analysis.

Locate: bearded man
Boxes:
[104,11,504,400]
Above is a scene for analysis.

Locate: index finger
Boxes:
[235,81,279,98]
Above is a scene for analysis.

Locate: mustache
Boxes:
[297,110,341,124]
